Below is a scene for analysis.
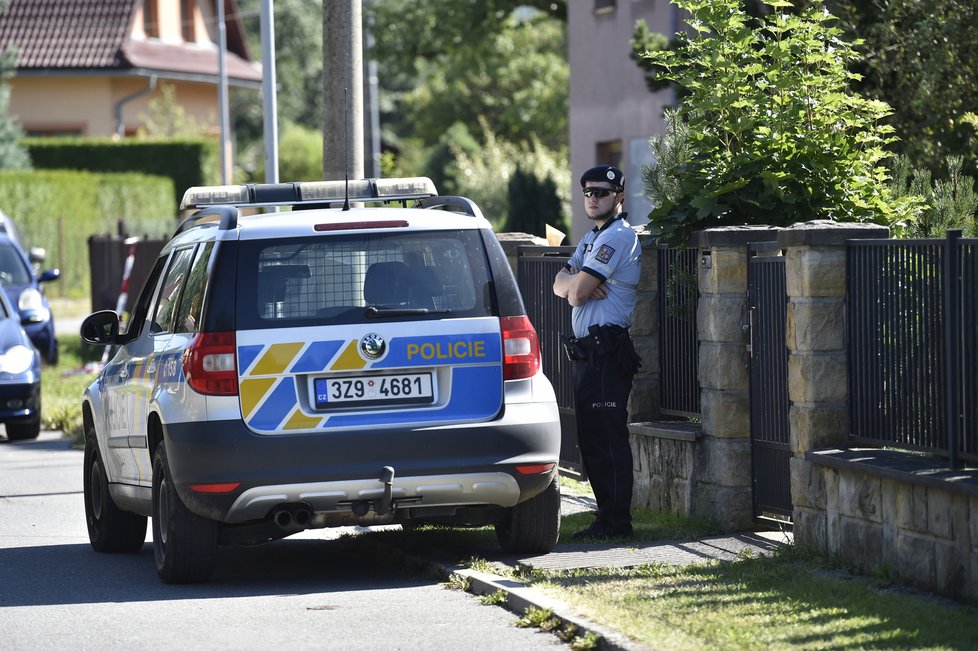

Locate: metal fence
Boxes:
[658,246,700,417]
[847,230,977,467]
[516,246,581,473]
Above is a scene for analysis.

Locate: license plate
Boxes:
[314,373,434,409]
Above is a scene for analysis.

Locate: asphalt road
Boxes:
[0,431,565,651]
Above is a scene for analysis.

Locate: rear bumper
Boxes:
[162,401,560,522]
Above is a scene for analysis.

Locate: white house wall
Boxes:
[568,0,678,243]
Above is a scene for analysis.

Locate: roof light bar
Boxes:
[180,177,438,210]
[181,185,251,209]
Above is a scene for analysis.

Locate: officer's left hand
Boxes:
[590,283,608,300]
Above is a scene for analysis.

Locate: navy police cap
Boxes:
[580,165,624,192]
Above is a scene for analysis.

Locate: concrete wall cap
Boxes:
[777,221,889,247]
[691,226,781,249]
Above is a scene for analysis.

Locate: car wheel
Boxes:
[46,342,58,366]
[494,477,561,554]
[5,414,41,441]
[84,434,147,552]
[152,442,218,584]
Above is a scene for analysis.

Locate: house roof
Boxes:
[0,0,261,84]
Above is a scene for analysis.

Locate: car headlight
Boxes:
[18,288,44,313]
[0,344,35,374]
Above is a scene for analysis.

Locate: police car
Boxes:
[80,177,562,583]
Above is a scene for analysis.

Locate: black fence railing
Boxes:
[516,246,581,473]
[658,246,700,417]
[847,231,977,467]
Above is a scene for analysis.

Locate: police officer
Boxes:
[553,164,642,540]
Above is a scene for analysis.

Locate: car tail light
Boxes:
[500,315,541,381]
[516,463,555,475]
[190,482,241,494]
[184,331,238,396]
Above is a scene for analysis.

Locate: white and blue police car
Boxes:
[80,177,562,583]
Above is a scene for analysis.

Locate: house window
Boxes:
[595,140,623,170]
[181,0,196,42]
[594,0,617,14]
[144,0,160,38]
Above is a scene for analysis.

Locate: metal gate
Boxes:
[516,246,582,475]
[747,242,792,522]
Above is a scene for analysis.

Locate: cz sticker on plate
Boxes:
[314,372,434,409]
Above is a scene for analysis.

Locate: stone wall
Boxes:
[780,221,978,603]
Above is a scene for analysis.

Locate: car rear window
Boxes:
[235,229,494,329]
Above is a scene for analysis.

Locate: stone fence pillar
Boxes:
[778,221,889,548]
[628,240,660,423]
[690,226,779,530]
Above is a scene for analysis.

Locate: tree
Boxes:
[505,165,566,238]
[639,0,915,246]
[0,30,31,170]
[367,0,568,152]
[235,0,324,132]
[830,0,978,182]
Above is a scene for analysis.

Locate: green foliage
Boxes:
[0,170,173,297]
[479,590,508,606]
[629,20,677,93]
[890,155,978,238]
[504,165,566,239]
[239,120,325,183]
[236,0,324,133]
[422,122,481,196]
[834,0,978,182]
[42,329,103,443]
[368,1,568,152]
[450,121,570,230]
[640,0,916,246]
[515,606,561,630]
[137,84,212,137]
[24,137,218,210]
[0,39,30,170]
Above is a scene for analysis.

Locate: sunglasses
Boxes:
[582,187,617,198]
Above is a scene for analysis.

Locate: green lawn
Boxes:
[43,298,100,442]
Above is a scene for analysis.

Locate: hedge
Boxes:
[0,169,175,298]
[23,137,219,210]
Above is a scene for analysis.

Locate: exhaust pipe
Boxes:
[274,508,294,529]
[272,504,313,531]
[293,506,311,527]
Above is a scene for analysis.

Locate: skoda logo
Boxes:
[360,333,387,360]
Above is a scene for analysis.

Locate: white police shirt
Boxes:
[566,213,642,338]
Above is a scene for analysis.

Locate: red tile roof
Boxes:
[0,0,260,82]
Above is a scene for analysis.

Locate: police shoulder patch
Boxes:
[595,244,615,264]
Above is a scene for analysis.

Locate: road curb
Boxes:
[432,561,653,651]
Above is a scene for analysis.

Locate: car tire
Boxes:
[494,477,561,554]
[6,414,41,441]
[84,434,147,552]
[152,442,218,584]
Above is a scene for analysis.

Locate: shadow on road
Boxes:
[0,536,432,607]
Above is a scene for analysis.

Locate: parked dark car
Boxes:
[0,286,42,440]
[0,234,59,364]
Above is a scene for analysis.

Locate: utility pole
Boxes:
[217,0,231,184]
[322,1,364,182]
[261,0,279,186]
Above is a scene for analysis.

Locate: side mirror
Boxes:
[38,269,60,283]
[29,247,46,264]
[81,310,121,345]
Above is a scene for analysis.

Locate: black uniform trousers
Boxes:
[572,346,635,530]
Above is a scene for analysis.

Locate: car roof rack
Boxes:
[180,177,438,210]
[173,205,239,236]
[416,195,484,220]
